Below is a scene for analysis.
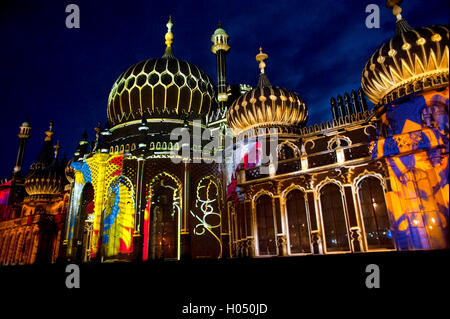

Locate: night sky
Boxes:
[0,0,448,179]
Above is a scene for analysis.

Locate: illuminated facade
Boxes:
[0,123,69,265]
[226,2,448,257]
[0,2,448,265]
[63,18,226,262]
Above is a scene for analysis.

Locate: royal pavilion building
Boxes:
[0,1,447,265]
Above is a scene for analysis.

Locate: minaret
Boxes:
[211,22,230,102]
[13,120,32,176]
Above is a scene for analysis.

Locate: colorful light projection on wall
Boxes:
[67,162,92,256]
[370,88,449,250]
[190,176,223,258]
[226,140,261,197]
[69,154,127,259]
[102,176,135,257]
[0,181,11,221]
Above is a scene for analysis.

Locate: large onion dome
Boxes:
[24,123,67,198]
[107,17,217,127]
[227,48,308,135]
[361,1,449,106]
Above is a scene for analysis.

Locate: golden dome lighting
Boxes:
[107,17,217,127]
[227,48,308,136]
[361,1,449,106]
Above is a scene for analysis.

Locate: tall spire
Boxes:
[13,120,32,176]
[256,47,271,88]
[211,21,230,102]
[386,0,412,35]
[35,122,56,168]
[163,16,174,58]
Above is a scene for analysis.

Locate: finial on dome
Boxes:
[163,16,175,58]
[255,47,271,88]
[386,0,403,21]
[54,140,61,159]
[256,47,269,74]
[386,0,412,34]
[45,121,54,141]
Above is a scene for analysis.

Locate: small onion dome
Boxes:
[25,163,66,198]
[361,1,449,106]
[211,22,228,39]
[107,17,217,127]
[211,22,230,54]
[227,48,308,135]
[24,124,67,198]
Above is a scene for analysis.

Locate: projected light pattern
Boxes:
[190,176,222,258]
[370,88,449,250]
[103,176,135,257]
[69,154,128,259]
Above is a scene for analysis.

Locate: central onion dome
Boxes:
[227,48,308,135]
[107,17,217,126]
[361,1,449,106]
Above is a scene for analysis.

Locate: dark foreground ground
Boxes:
[0,250,448,316]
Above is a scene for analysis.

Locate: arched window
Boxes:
[286,189,311,254]
[146,173,182,261]
[357,177,394,250]
[74,183,95,262]
[255,195,276,256]
[102,176,135,258]
[320,183,350,252]
[278,143,297,161]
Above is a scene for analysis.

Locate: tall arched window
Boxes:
[357,177,394,250]
[75,183,95,262]
[286,189,311,254]
[256,195,276,256]
[102,176,135,258]
[320,183,350,252]
[145,173,182,261]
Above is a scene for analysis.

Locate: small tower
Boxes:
[74,130,89,157]
[13,120,32,176]
[211,22,230,102]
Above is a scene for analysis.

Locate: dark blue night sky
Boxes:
[0,0,448,179]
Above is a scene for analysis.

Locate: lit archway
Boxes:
[285,188,311,254]
[356,176,395,250]
[144,172,182,261]
[102,176,135,258]
[319,183,350,252]
[255,194,277,256]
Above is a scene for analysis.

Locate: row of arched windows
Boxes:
[109,142,180,154]
[252,176,395,256]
